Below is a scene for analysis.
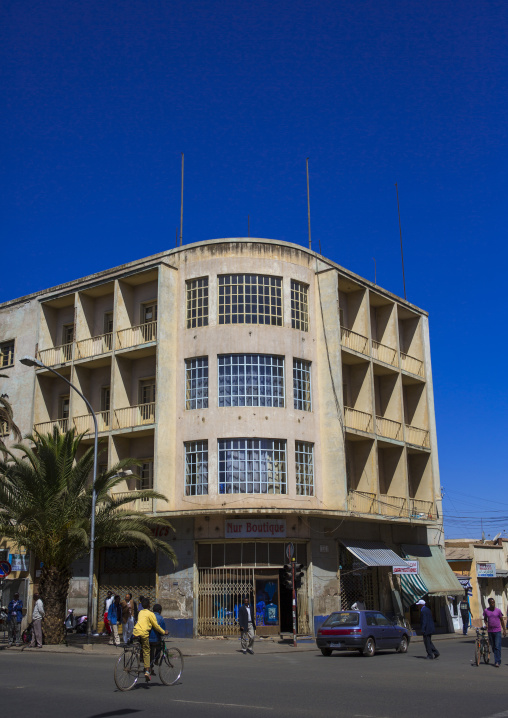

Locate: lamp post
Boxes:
[20,355,99,644]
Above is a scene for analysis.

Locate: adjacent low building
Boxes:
[0,237,462,636]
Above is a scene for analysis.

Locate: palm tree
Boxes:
[0,427,176,644]
[0,374,22,455]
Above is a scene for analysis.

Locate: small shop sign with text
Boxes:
[225,519,286,539]
[477,562,497,578]
[393,560,419,575]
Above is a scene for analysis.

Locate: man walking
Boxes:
[30,593,44,648]
[459,592,473,635]
[7,593,23,647]
[122,592,137,644]
[238,596,256,654]
[483,597,506,668]
[417,599,440,660]
[108,595,122,647]
[102,591,113,636]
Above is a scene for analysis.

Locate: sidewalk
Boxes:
[0,632,469,657]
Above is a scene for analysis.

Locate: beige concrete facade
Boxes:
[0,238,443,636]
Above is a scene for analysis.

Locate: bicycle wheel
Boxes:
[483,640,490,664]
[114,649,140,691]
[159,646,184,686]
[475,641,481,666]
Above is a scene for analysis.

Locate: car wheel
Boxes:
[363,637,376,657]
[320,647,332,656]
[397,636,409,653]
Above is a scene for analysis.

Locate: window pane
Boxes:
[218,354,284,408]
[218,275,282,326]
[186,357,209,409]
[186,277,209,328]
[295,441,314,496]
[185,440,208,495]
[218,438,287,495]
[293,359,312,411]
[291,280,309,331]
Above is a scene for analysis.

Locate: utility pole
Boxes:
[291,557,297,647]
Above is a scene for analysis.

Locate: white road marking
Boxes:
[171,700,273,710]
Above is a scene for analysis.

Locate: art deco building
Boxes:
[0,238,461,636]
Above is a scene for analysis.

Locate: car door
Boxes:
[366,612,386,648]
[374,612,398,648]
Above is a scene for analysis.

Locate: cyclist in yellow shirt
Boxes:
[133,597,168,680]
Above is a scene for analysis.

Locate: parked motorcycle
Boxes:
[65,609,87,634]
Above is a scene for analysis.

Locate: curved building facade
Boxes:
[1,238,460,636]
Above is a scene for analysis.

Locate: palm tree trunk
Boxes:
[39,566,72,644]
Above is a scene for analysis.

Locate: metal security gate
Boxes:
[198,568,255,636]
[339,546,379,611]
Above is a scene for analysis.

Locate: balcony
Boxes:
[372,340,398,367]
[76,333,112,360]
[348,490,437,520]
[344,406,373,433]
[405,424,430,448]
[34,418,69,434]
[73,411,111,435]
[375,416,403,441]
[341,327,369,356]
[116,321,157,350]
[400,352,424,377]
[113,402,155,429]
[36,344,73,367]
[111,491,154,512]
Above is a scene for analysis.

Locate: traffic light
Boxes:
[293,563,304,589]
[282,564,293,589]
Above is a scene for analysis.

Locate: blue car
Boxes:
[316,610,410,657]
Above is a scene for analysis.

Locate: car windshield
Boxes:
[322,612,359,627]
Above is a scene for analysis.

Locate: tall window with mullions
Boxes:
[185,441,208,495]
[291,280,309,331]
[186,277,209,328]
[218,275,282,326]
[295,441,314,496]
[218,354,284,407]
[218,438,287,494]
[293,359,312,411]
[186,357,209,409]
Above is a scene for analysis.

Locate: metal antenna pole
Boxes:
[179,153,184,246]
[373,257,377,285]
[395,183,407,300]
[306,158,312,250]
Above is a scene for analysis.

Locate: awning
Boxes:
[341,539,408,568]
[400,573,429,608]
[402,544,464,596]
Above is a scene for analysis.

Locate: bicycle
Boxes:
[474,627,490,666]
[114,637,184,691]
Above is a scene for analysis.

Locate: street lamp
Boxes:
[20,355,99,644]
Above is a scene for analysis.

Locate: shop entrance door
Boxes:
[255,572,280,636]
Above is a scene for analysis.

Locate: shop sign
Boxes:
[393,560,419,575]
[477,562,496,578]
[8,553,29,571]
[225,519,286,539]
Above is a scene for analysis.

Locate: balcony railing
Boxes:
[116,321,158,350]
[405,424,430,448]
[36,343,73,366]
[73,411,111,435]
[372,340,398,367]
[400,352,424,377]
[111,491,154,512]
[375,415,403,440]
[344,406,373,433]
[341,327,369,356]
[76,333,113,360]
[34,418,69,434]
[113,402,156,429]
[348,490,437,520]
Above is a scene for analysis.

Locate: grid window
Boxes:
[185,440,208,495]
[293,359,312,411]
[0,340,15,368]
[218,355,284,407]
[291,280,309,331]
[186,278,209,328]
[295,442,314,496]
[186,357,209,409]
[218,439,287,494]
[218,275,282,326]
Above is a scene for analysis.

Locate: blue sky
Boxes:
[1,1,507,537]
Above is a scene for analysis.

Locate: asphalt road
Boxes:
[2,639,508,718]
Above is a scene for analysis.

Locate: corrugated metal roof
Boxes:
[340,539,408,568]
[402,544,464,596]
